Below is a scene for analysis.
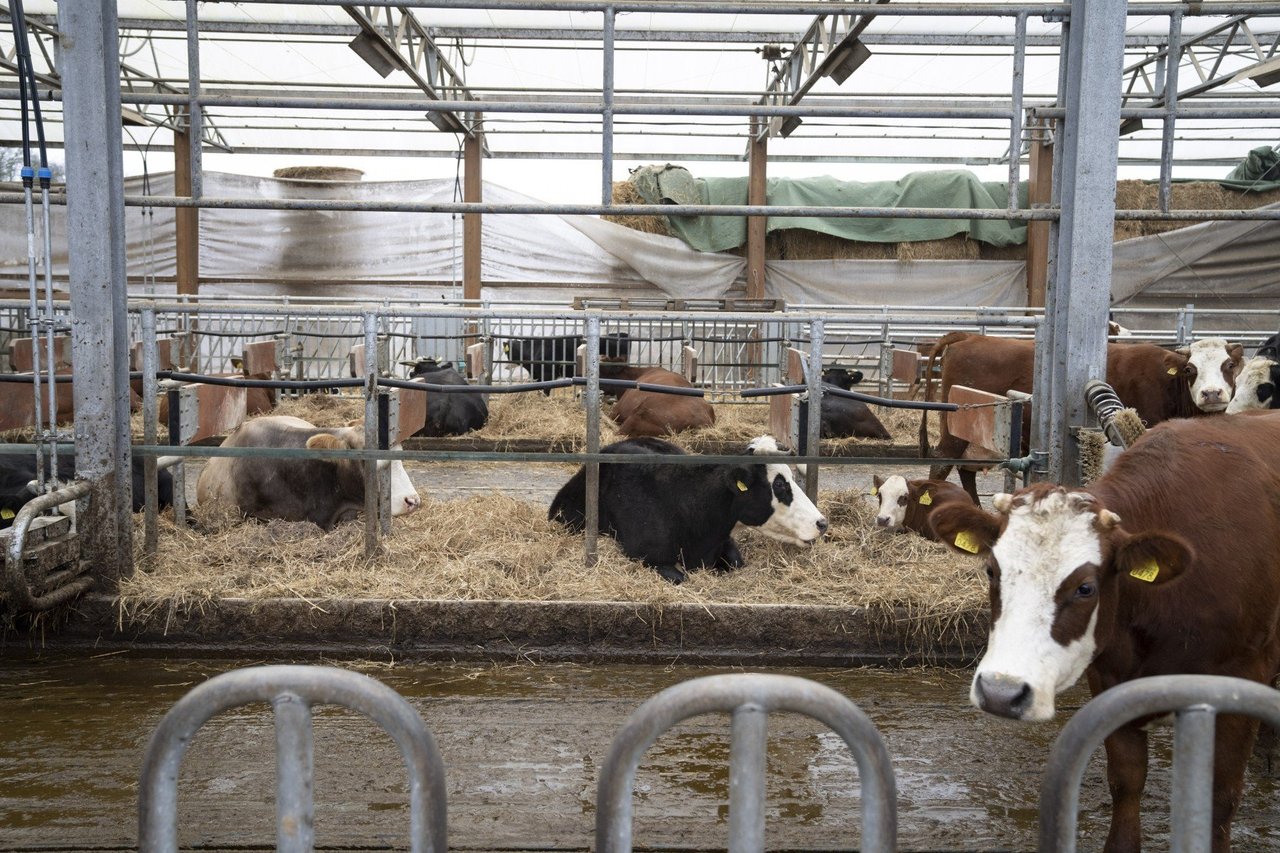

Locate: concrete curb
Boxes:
[50,595,989,666]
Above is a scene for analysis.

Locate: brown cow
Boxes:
[602,366,715,438]
[929,412,1280,853]
[870,474,974,540]
[921,333,1242,500]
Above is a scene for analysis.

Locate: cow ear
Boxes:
[1163,350,1189,377]
[1261,382,1275,405]
[725,465,758,494]
[928,501,1001,556]
[872,474,884,492]
[1111,530,1192,586]
[306,433,348,451]
[1228,343,1245,371]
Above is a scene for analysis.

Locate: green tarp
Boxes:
[629,165,1029,253]
[1220,144,1280,192]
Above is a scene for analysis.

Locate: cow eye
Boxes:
[1075,581,1096,599]
[898,496,907,506]
[1185,364,1197,377]
[984,562,997,581]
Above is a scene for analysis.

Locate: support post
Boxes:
[1033,0,1127,486]
[463,119,483,305]
[59,0,133,581]
[173,109,200,297]
[746,118,768,302]
[1025,117,1053,309]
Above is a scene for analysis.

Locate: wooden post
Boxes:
[173,108,199,297]
[1025,117,1054,309]
[746,118,768,301]
[463,118,483,304]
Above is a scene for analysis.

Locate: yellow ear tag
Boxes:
[736,480,749,492]
[918,492,933,506]
[954,531,981,553]
[870,485,878,496]
[1129,559,1160,582]
[1167,367,1178,376]
[0,508,12,520]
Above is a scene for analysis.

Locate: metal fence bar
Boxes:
[1039,674,1280,853]
[273,692,316,853]
[138,664,448,853]
[141,307,159,556]
[1168,704,1216,853]
[596,673,896,853]
[727,703,768,853]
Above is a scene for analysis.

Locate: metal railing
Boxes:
[137,664,448,853]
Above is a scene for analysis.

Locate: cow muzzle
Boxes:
[971,672,1047,721]
[1196,388,1229,411]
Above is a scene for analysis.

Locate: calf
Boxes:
[402,357,488,436]
[602,365,715,438]
[0,453,174,528]
[817,366,890,439]
[548,435,827,583]
[503,332,631,394]
[929,413,1280,852]
[870,474,973,540]
[1226,356,1280,414]
[195,415,420,530]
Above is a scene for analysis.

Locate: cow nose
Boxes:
[402,494,422,514]
[816,517,829,535]
[875,516,890,527]
[973,673,1034,720]
[1201,388,1223,403]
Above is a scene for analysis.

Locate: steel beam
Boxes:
[1121,15,1280,109]
[1034,0,1127,486]
[57,0,133,580]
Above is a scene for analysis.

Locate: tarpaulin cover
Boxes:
[1220,144,1280,192]
[628,164,1030,252]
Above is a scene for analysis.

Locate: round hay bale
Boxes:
[603,181,671,236]
[272,166,365,182]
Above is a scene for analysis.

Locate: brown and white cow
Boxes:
[930,412,1280,853]
[196,415,420,530]
[870,474,974,540]
[922,333,1243,500]
[602,365,715,438]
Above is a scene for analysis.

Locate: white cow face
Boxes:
[929,486,1190,722]
[744,436,827,545]
[381,451,422,517]
[1178,338,1244,412]
[872,474,910,532]
[1226,356,1279,414]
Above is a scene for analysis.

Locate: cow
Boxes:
[928,413,1280,853]
[1226,356,1280,414]
[818,369,890,440]
[548,435,827,584]
[195,415,420,530]
[921,333,1243,500]
[600,365,715,438]
[503,332,631,394]
[0,452,174,528]
[870,474,973,540]
[1256,331,1280,361]
[401,358,488,436]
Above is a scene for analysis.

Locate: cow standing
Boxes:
[602,365,715,438]
[402,358,488,436]
[549,435,826,583]
[929,413,1280,853]
[870,474,972,540]
[922,333,1243,500]
[195,415,420,530]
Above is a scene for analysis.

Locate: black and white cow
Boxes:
[195,415,420,530]
[818,369,891,440]
[548,435,827,583]
[402,357,489,436]
[1256,331,1280,361]
[1227,355,1280,414]
[0,453,174,529]
[503,332,631,393]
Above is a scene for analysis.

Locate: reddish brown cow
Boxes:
[929,412,1280,853]
[870,474,974,540]
[602,366,715,438]
[921,333,1240,500]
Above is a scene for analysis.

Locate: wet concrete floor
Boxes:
[2,652,1278,852]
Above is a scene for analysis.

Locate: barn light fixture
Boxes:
[1233,56,1280,89]
[825,38,872,86]
[349,30,398,78]
[778,115,803,138]
[1118,117,1144,136]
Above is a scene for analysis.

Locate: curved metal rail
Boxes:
[4,478,91,611]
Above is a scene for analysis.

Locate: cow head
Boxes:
[930,484,1191,722]
[821,366,864,390]
[737,436,828,545]
[1175,338,1244,412]
[401,357,447,379]
[1226,356,1280,413]
[308,424,422,517]
[871,474,914,532]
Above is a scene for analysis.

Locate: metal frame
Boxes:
[137,664,449,853]
[1040,674,1280,853]
[595,672,896,853]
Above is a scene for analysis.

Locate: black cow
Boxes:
[503,332,631,394]
[0,453,174,529]
[816,366,890,439]
[548,435,827,584]
[1257,331,1280,361]
[402,358,489,436]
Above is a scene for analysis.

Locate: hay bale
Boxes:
[1114,179,1280,241]
[897,235,981,261]
[272,166,364,181]
[778,229,895,260]
[603,181,671,236]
